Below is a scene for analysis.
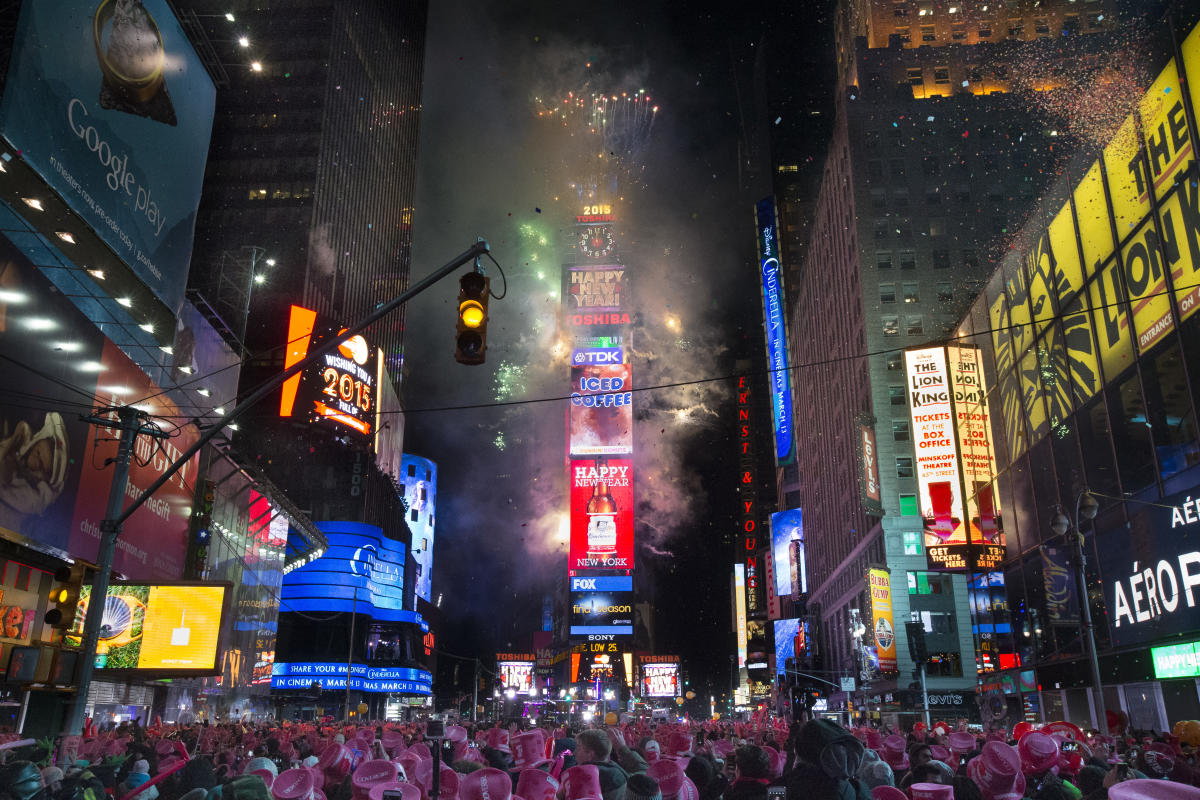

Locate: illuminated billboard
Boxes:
[568,265,625,312]
[0,0,216,314]
[280,305,379,441]
[770,509,805,598]
[271,662,431,694]
[980,21,1200,469]
[66,582,230,673]
[754,196,794,466]
[569,459,634,570]
[734,564,748,668]
[773,618,811,675]
[569,364,633,455]
[497,654,535,692]
[569,589,634,636]
[857,417,884,515]
[281,521,423,626]
[0,239,196,580]
[399,455,437,604]
[905,347,969,571]
[640,656,680,697]
[947,346,1005,571]
[868,567,896,673]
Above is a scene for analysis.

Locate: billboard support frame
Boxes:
[64,238,491,735]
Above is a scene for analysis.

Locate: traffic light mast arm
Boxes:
[781,668,843,690]
[115,239,490,527]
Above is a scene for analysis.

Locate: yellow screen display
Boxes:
[137,585,226,669]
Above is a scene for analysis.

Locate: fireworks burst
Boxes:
[494,361,528,402]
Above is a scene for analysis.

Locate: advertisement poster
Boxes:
[568,265,625,313]
[905,347,969,570]
[948,346,1006,570]
[569,590,634,636]
[0,238,196,580]
[857,418,883,514]
[569,364,632,456]
[569,459,634,571]
[69,583,229,672]
[640,657,680,697]
[755,196,794,466]
[770,509,805,598]
[773,617,800,676]
[869,567,896,672]
[734,564,748,668]
[0,0,216,314]
[238,491,285,687]
[399,455,437,603]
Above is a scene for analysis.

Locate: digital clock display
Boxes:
[280,305,378,440]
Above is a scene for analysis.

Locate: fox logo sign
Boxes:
[570,576,633,592]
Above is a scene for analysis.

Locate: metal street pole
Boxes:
[920,661,930,728]
[472,659,479,723]
[63,239,490,736]
[67,407,167,735]
[1052,492,1107,735]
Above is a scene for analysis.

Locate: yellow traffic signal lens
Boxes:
[54,588,69,603]
[459,300,485,328]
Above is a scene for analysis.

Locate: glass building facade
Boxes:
[952,11,1200,731]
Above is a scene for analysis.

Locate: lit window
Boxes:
[899,493,920,515]
[883,315,900,336]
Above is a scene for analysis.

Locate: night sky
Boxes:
[401,1,835,698]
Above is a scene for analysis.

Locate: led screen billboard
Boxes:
[0,236,197,579]
[65,582,230,673]
[271,662,431,694]
[754,196,794,466]
[569,589,634,636]
[569,459,634,570]
[280,305,379,441]
[568,265,625,313]
[498,660,535,692]
[0,0,216,314]
[569,364,632,455]
[773,617,811,676]
[947,346,1005,570]
[734,564,748,668]
[281,521,422,626]
[770,509,805,598]
[399,455,437,604]
[640,657,680,697]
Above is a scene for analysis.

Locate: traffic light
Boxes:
[45,563,88,630]
[454,272,490,365]
[906,621,928,664]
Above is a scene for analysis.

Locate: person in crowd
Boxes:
[725,745,771,800]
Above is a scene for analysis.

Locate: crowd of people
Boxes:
[1,715,1198,800]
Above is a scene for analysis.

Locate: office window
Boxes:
[978,26,993,37]
[866,131,882,151]
[929,218,946,237]
[962,249,979,268]
[951,24,967,40]
[903,530,923,555]
[883,315,900,336]
[893,420,911,441]
[1008,19,1023,37]
[899,493,920,515]
[933,249,951,269]
[906,315,924,335]
[877,251,893,270]
[921,25,936,41]
[891,160,907,178]
[900,250,917,270]
[896,26,912,43]
[895,220,912,238]
[887,352,903,371]
[936,281,953,301]
[880,282,897,303]
[955,183,971,203]
[923,158,941,176]
[1035,18,1050,36]
[907,67,924,86]
[903,281,920,303]
[934,66,950,83]
[875,222,889,240]
[868,160,885,180]
[897,457,915,478]
[926,187,943,204]
[894,188,910,207]
[890,385,907,406]
[872,188,887,209]
[895,3,909,16]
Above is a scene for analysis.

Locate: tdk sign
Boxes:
[571,576,633,592]
[572,348,623,366]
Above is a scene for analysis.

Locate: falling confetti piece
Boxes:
[774,116,782,124]
[535,207,541,213]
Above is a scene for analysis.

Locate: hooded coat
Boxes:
[784,720,871,800]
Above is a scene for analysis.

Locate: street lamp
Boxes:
[1050,490,1106,735]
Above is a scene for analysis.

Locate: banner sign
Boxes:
[0,0,216,314]
[280,305,377,441]
[754,196,794,465]
[568,265,625,313]
[869,567,897,672]
[770,509,805,598]
[641,661,680,697]
[1152,641,1200,679]
[856,417,884,515]
[569,459,634,570]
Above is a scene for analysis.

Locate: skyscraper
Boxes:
[779,0,1120,707]
[185,1,427,377]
